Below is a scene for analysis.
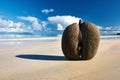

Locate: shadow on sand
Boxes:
[16,54,84,61]
[16,54,67,61]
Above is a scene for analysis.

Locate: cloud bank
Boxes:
[18,16,43,30]
[0,15,120,36]
[0,18,26,32]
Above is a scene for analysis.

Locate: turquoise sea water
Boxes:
[0,31,120,39]
[0,32,59,38]
[0,31,120,45]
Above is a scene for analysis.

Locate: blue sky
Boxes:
[0,0,120,33]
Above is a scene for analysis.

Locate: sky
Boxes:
[0,0,120,33]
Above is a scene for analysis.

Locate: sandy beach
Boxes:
[0,37,120,80]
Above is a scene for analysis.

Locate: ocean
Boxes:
[0,32,59,38]
[0,31,120,39]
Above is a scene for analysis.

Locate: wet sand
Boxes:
[0,38,120,80]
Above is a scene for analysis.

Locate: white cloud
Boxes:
[104,27,112,30]
[18,16,43,30]
[96,25,103,30]
[41,9,54,14]
[48,15,81,30]
[57,23,64,30]
[0,16,48,33]
[18,16,37,22]
[0,18,27,32]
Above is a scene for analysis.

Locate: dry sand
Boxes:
[0,37,120,80]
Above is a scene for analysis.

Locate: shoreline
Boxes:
[0,37,61,41]
[0,36,120,41]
